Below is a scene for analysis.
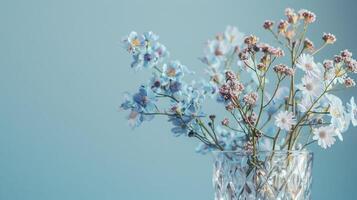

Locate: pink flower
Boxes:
[221,118,230,126]
[243,92,258,106]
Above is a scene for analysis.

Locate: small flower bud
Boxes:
[225,70,237,81]
[304,38,314,51]
[221,118,230,126]
[322,33,336,44]
[345,59,357,73]
[243,92,258,106]
[244,35,259,46]
[285,8,299,24]
[209,115,216,120]
[244,113,257,125]
[225,103,235,111]
[273,64,287,73]
[283,67,295,76]
[263,20,274,30]
[238,51,248,61]
[277,20,289,33]
[258,43,271,53]
[188,130,195,137]
[298,9,316,24]
[344,77,356,87]
[334,55,342,63]
[323,60,334,69]
[317,118,324,124]
[270,47,284,57]
[341,49,352,60]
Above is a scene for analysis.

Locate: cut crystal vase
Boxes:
[212,151,313,200]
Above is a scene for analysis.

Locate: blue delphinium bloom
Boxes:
[120,85,157,127]
[166,84,208,137]
[122,31,145,53]
[168,80,183,94]
[168,115,194,137]
[122,31,169,71]
[132,85,156,108]
[149,73,161,91]
[162,60,186,81]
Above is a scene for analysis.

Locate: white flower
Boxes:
[275,111,296,131]
[224,26,244,46]
[297,75,324,99]
[296,54,321,77]
[312,126,336,149]
[206,39,230,58]
[347,96,357,126]
[206,70,224,85]
[326,94,350,140]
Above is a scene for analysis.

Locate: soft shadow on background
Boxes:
[1,0,356,199]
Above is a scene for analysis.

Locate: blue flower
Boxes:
[149,73,163,92]
[162,61,186,81]
[122,31,169,71]
[168,115,194,137]
[122,31,145,53]
[166,85,208,137]
[120,85,158,127]
[142,31,159,45]
[133,85,156,108]
[168,80,183,93]
[120,92,135,110]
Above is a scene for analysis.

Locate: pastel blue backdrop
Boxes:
[1,0,356,199]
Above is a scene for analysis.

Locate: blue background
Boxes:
[1,0,356,199]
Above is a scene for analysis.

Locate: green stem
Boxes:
[272,129,281,150]
[312,43,328,55]
[263,75,284,108]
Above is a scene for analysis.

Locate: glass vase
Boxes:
[212,151,313,200]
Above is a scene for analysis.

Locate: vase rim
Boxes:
[211,150,313,155]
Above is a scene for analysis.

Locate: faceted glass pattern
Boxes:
[213,151,313,200]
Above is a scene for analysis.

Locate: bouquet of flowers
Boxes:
[120,8,356,154]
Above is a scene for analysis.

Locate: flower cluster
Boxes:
[121,31,221,151]
[121,8,357,155]
[122,31,169,70]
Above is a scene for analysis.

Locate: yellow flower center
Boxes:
[166,67,176,77]
[131,39,140,47]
